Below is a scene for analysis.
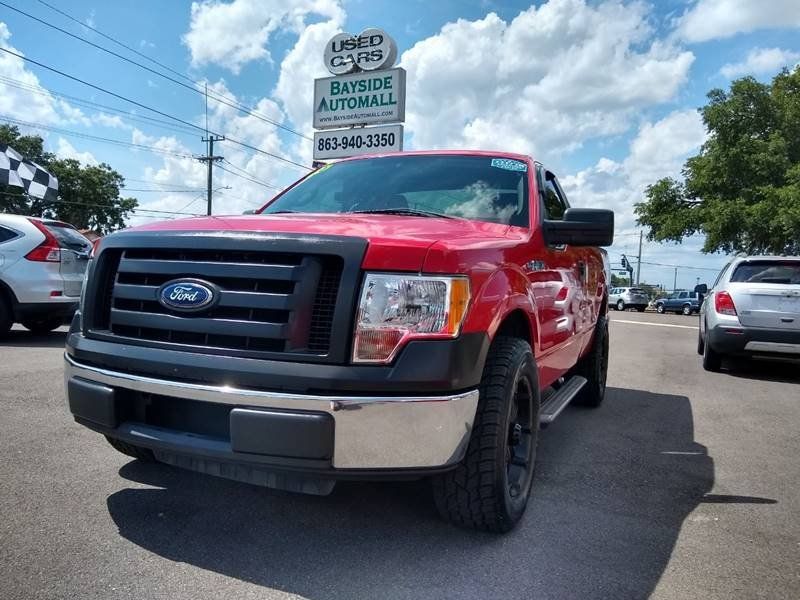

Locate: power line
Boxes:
[217,163,282,191]
[0,47,312,171]
[0,115,194,158]
[23,0,312,141]
[220,159,282,190]
[0,190,201,216]
[639,260,720,272]
[121,188,206,193]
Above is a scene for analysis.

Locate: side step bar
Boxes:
[539,375,587,426]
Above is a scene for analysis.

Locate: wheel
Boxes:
[616,299,625,311]
[105,436,156,461]
[702,328,723,372]
[432,337,540,533]
[682,305,692,316]
[21,316,63,334]
[656,304,665,314]
[575,316,609,407]
[697,327,705,355]
[0,296,12,339]
[636,306,646,312]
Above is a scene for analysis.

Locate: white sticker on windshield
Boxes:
[491,158,527,172]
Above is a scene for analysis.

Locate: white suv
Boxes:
[0,214,92,336]
[608,287,649,312]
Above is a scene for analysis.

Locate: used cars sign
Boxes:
[324,28,398,75]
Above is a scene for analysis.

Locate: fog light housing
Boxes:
[353,273,470,363]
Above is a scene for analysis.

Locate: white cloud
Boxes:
[183,0,344,74]
[399,1,694,158]
[560,109,706,234]
[55,137,97,165]
[720,47,800,79]
[675,0,800,43]
[94,113,130,129]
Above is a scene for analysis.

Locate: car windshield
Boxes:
[731,261,800,285]
[261,155,530,226]
[629,288,645,294]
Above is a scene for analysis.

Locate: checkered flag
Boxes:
[0,143,59,201]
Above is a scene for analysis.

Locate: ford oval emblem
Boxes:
[158,279,215,312]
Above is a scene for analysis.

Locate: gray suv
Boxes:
[698,256,800,371]
[609,287,648,312]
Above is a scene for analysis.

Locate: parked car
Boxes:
[609,286,648,311]
[656,290,702,315]
[698,256,800,371]
[0,214,92,336]
[64,151,615,532]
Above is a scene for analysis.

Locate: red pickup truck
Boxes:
[65,151,613,532]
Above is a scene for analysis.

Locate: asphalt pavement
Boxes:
[0,312,798,600]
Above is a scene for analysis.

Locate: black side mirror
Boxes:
[543,208,614,247]
[694,283,708,294]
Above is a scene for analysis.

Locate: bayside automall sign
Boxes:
[312,27,406,160]
[313,68,406,130]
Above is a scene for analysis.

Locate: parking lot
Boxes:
[1,310,798,600]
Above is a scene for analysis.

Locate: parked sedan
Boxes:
[698,256,800,371]
[656,291,702,315]
[609,287,648,311]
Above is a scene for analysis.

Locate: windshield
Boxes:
[731,261,800,284]
[261,155,530,226]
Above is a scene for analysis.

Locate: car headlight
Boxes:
[353,273,471,363]
[79,258,92,314]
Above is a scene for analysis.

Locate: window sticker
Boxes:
[490,158,527,172]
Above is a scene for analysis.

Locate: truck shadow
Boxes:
[106,387,714,599]
[0,328,68,349]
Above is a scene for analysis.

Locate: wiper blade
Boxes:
[350,208,454,219]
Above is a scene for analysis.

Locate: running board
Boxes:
[539,376,587,426]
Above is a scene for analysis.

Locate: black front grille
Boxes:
[91,247,344,359]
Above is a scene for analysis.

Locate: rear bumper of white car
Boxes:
[707,324,800,356]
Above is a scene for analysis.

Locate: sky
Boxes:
[1,0,799,290]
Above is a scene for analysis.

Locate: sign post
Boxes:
[313,28,405,162]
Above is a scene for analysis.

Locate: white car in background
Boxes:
[608,286,649,312]
[698,256,800,371]
[0,214,92,336]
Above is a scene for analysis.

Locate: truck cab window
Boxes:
[541,171,567,221]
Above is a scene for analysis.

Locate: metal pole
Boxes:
[673,267,677,292]
[636,230,643,285]
[198,135,224,216]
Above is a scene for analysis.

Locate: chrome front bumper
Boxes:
[64,354,479,470]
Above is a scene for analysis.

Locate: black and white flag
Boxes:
[0,144,59,201]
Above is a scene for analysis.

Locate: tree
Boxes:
[0,125,138,233]
[635,66,800,255]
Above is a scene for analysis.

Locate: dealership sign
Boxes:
[313,28,405,160]
[313,67,406,130]
[324,28,398,75]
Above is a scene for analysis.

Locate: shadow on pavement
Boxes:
[724,358,800,384]
[0,328,67,349]
[106,387,714,599]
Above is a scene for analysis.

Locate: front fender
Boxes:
[462,266,539,354]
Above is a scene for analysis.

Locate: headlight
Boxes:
[353,273,471,363]
[79,258,92,314]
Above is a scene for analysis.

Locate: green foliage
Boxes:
[0,125,138,233]
[636,66,800,255]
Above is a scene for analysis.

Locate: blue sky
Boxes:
[1,0,799,290]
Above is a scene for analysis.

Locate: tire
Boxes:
[432,337,540,533]
[105,436,156,462]
[575,316,609,407]
[682,305,692,316]
[697,327,705,356]
[0,296,12,339]
[616,299,625,311]
[636,306,646,312]
[656,304,665,314]
[21,317,63,334]
[702,328,723,372]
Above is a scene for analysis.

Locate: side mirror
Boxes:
[695,283,708,294]
[543,208,614,247]
[242,209,256,215]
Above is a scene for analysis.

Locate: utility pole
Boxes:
[635,230,643,285]
[197,135,224,215]
[673,267,678,292]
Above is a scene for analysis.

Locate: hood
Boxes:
[128,213,514,271]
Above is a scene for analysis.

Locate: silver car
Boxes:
[698,256,800,371]
[609,286,649,312]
